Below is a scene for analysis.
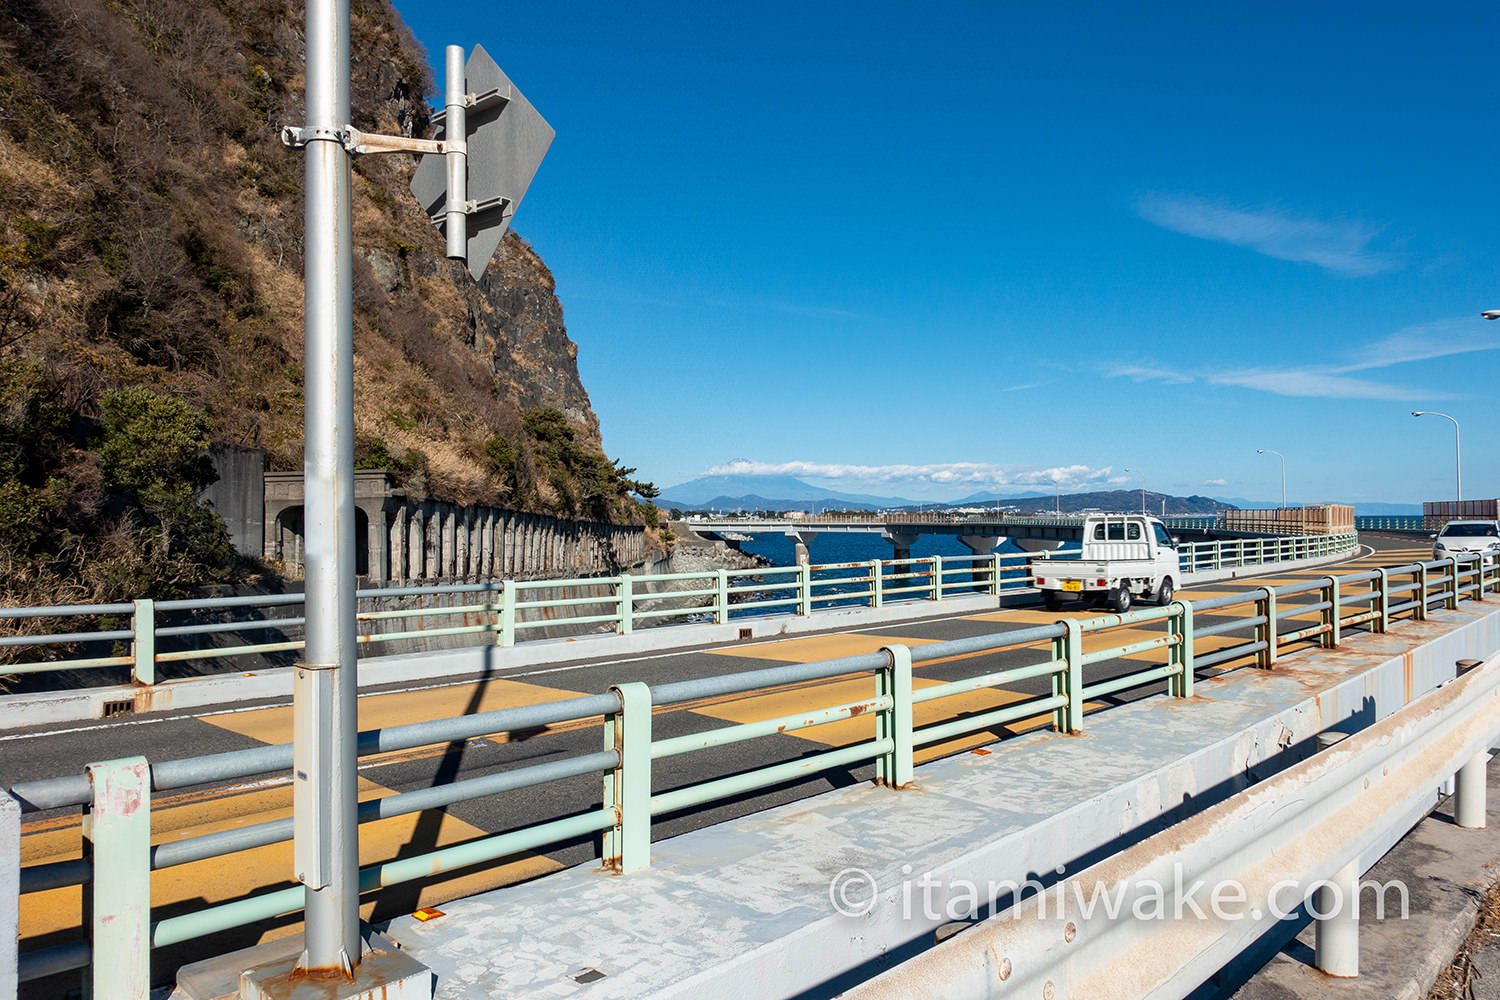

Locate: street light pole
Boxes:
[1257,449,1286,509]
[1412,411,1462,503]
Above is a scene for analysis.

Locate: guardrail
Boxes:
[0,529,1357,687]
[845,639,1500,998]
[7,549,1497,992]
[1177,531,1356,574]
[1355,515,1438,533]
[0,555,1018,684]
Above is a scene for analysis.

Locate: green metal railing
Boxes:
[0,531,1359,688]
[1176,531,1356,574]
[8,549,1496,990]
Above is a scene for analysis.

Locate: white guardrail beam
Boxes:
[846,651,1500,1000]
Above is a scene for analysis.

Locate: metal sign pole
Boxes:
[443,45,469,260]
[295,0,361,975]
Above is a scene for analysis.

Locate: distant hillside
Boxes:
[659,474,919,510]
[662,484,1232,516]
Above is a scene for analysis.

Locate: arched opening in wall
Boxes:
[355,507,369,577]
[277,506,305,577]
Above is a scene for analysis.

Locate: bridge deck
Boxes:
[370,603,1500,1000]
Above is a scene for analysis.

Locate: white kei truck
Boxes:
[1030,513,1181,614]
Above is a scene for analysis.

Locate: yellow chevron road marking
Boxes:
[204,677,594,747]
[691,675,1072,763]
[19,776,560,942]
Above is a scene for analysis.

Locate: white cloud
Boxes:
[1203,478,1228,487]
[1340,318,1500,372]
[1137,194,1399,277]
[1203,368,1446,401]
[1102,316,1481,402]
[702,459,1115,490]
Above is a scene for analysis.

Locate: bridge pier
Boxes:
[785,530,818,565]
[1012,536,1068,553]
[957,534,1002,555]
[882,531,920,562]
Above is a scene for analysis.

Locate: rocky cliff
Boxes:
[0,0,603,497]
[0,0,645,603]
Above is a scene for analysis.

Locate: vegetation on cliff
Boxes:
[0,0,655,604]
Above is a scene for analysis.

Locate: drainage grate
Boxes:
[101,699,134,718]
[738,627,753,640]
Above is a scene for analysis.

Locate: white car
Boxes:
[1432,520,1500,561]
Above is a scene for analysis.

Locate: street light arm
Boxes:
[1412,411,1461,503]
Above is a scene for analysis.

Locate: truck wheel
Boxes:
[1110,586,1132,614]
[1043,591,1064,612]
[1155,576,1175,606]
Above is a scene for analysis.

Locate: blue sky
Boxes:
[391,1,1500,505]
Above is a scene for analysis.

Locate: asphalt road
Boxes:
[7,531,1431,994]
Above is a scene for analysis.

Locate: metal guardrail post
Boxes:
[1,793,16,1000]
[870,560,883,608]
[1313,858,1360,977]
[618,576,634,636]
[1415,566,1429,621]
[84,757,151,999]
[603,682,651,873]
[876,645,914,789]
[1256,587,1278,668]
[798,564,812,616]
[1456,748,1489,829]
[988,554,1000,596]
[131,599,155,687]
[499,583,517,646]
[1323,577,1340,648]
[1052,619,1084,733]
[1374,568,1390,633]
[931,555,943,601]
[1170,601,1193,698]
[715,570,729,624]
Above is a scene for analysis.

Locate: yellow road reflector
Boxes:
[412,907,446,921]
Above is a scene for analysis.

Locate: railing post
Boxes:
[1169,600,1193,698]
[870,560,884,608]
[131,598,155,687]
[988,553,1000,596]
[876,645,914,789]
[499,582,517,646]
[1447,558,1463,610]
[1322,577,1340,648]
[1052,619,1084,733]
[618,575,634,636]
[1257,587,1278,668]
[1313,858,1360,978]
[603,682,652,873]
[1,793,17,1000]
[715,569,729,624]
[931,555,944,601]
[1414,566,1429,621]
[1374,568,1389,633]
[84,757,151,1000]
[798,563,812,616]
